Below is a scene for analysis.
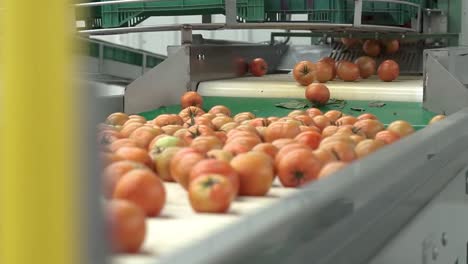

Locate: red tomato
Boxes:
[428,114,446,125]
[102,161,148,198]
[190,135,223,154]
[384,39,399,54]
[387,120,414,137]
[180,91,203,109]
[264,121,301,142]
[337,61,360,82]
[223,136,261,156]
[313,148,338,164]
[318,57,336,80]
[113,169,166,217]
[341,38,360,48]
[353,119,385,138]
[153,114,183,127]
[230,152,274,196]
[250,58,268,77]
[107,200,146,253]
[115,147,153,168]
[179,106,205,123]
[274,143,311,167]
[354,56,376,79]
[129,126,162,149]
[378,60,400,82]
[306,107,323,118]
[252,143,279,160]
[212,116,234,130]
[314,62,334,83]
[190,159,239,198]
[305,83,330,106]
[109,138,140,152]
[357,113,378,120]
[312,115,332,131]
[363,40,381,57]
[106,112,130,126]
[170,148,205,189]
[209,105,231,117]
[321,141,357,162]
[321,125,339,138]
[188,174,234,213]
[293,61,315,86]
[277,148,322,187]
[271,138,296,149]
[375,130,400,144]
[354,139,385,158]
[335,115,358,126]
[294,131,322,150]
[206,149,234,163]
[317,161,348,179]
[324,110,343,123]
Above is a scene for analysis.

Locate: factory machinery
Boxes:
[76,1,468,264]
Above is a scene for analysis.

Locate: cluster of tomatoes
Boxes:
[99,90,446,254]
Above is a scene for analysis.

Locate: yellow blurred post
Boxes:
[0,0,79,264]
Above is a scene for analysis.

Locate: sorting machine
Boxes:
[77,1,468,263]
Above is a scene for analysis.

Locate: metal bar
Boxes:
[271,32,459,40]
[78,23,225,36]
[82,37,166,59]
[225,0,237,26]
[365,0,421,8]
[354,0,363,27]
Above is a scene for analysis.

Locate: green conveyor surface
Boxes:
[140,96,436,129]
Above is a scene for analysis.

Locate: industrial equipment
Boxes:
[76,1,468,263]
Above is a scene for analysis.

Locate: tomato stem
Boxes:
[202,177,220,188]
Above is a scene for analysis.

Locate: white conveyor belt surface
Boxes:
[198,74,423,102]
[112,181,298,264]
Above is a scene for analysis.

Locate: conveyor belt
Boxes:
[112,181,297,264]
[197,74,423,102]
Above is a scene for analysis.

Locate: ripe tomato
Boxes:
[153,114,184,127]
[354,56,376,79]
[378,60,400,82]
[363,40,381,57]
[337,61,360,82]
[293,61,315,86]
[170,148,205,189]
[350,134,366,145]
[113,169,166,217]
[353,119,385,138]
[219,122,239,132]
[108,138,139,152]
[209,105,231,117]
[294,131,322,150]
[230,152,274,196]
[354,139,385,158]
[129,126,162,149]
[277,148,322,187]
[318,57,336,80]
[183,125,215,143]
[429,114,446,125]
[123,118,145,127]
[107,200,146,253]
[387,120,414,137]
[384,39,399,54]
[179,106,205,122]
[200,113,216,120]
[312,115,332,131]
[291,115,314,126]
[317,161,348,179]
[312,148,338,164]
[250,58,268,77]
[120,122,144,138]
[129,115,146,123]
[314,62,334,83]
[151,146,181,182]
[206,149,234,163]
[115,147,153,168]
[305,83,330,106]
[252,143,279,160]
[271,138,296,149]
[233,112,256,123]
[102,161,148,198]
[190,159,239,197]
[180,91,203,109]
[324,110,343,123]
[223,136,261,156]
[106,112,130,126]
[188,174,234,213]
[274,143,311,166]
[194,116,215,129]
[375,130,400,144]
[211,116,234,130]
[321,125,339,138]
[357,113,378,120]
[335,115,358,126]
[306,107,323,118]
[300,125,321,133]
[100,152,124,167]
[190,135,222,154]
[341,38,359,48]
[321,141,357,162]
[264,121,301,142]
